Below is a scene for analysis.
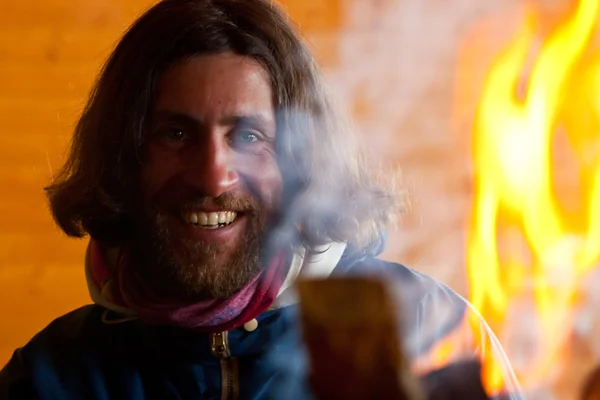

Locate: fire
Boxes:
[465,0,600,394]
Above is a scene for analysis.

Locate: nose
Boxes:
[182,134,239,197]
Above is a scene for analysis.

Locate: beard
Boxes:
[125,192,268,302]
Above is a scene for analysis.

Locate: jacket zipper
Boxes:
[211,331,239,400]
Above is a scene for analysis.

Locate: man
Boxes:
[0,0,522,399]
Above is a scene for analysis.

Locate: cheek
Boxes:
[237,153,282,209]
[263,164,283,208]
[141,145,182,200]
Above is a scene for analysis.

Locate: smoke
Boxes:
[305,0,521,292]
[261,0,600,399]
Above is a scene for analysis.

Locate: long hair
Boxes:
[45,0,402,256]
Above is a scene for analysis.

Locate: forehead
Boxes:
[154,52,274,122]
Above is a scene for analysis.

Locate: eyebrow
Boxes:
[220,115,275,131]
[150,111,275,132]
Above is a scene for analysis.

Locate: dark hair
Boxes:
[45,0,401,256]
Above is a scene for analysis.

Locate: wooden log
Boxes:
[581,365,600,400]
[421,360,489,400]
[297,277,425,400]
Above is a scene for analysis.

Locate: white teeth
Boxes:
[199,212,208,225]
[183,211,238,227]
[207,212,218,225]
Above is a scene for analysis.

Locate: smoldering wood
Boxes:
[581,365,600,400]
[297,277,492,400]
[421,360,489,400]
[297,277,424,400]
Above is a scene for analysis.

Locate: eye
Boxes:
[230,129,261,148]
[165,128,187,141]
[150,126,190,149]
[237,131,258,143]
[228,126,275,154]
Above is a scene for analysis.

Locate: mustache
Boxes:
[173,192,260,213]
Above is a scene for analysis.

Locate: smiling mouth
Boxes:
[180,211,238,229]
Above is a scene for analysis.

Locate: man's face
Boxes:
[131,52,282,301]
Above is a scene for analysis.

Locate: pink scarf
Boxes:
[88,240,286,332]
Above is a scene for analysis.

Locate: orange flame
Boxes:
[466,0,600,393]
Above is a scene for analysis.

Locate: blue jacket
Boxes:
[0,256,523,399]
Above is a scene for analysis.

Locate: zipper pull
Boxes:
[211,331,231,358]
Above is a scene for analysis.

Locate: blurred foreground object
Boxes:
[422,359,489,400]
[298,277,490,400]
[581,366,600,400]
[298,277,423,399]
